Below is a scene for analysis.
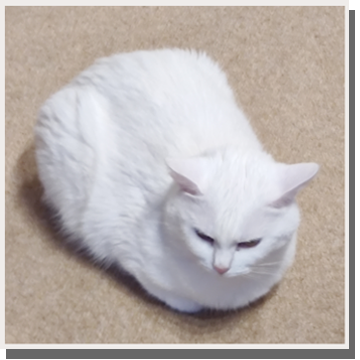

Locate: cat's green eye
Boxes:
[237,238,261,249]
[194,228,215,245]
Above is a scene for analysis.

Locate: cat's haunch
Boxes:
[35,49,319,313]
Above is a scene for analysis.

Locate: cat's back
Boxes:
[76,48,232,103]
[73,49,261,157]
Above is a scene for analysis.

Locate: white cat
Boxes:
[35,49,319,313]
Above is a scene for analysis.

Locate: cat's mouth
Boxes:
[200,263,250,278]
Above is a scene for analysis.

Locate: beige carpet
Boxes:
[5,6,345,344]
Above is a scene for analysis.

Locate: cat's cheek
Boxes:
[187,241,214,270]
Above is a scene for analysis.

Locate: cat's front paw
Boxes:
[163,296,203,314]
[142,282,203,313]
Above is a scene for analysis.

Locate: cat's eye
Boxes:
[194,228,215,245]
[237,238,261,249]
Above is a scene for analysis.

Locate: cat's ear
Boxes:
[271,163,319,208]
[166,157,210,196]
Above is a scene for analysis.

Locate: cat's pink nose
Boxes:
[214,265,229,275]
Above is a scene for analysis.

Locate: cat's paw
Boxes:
[142,282,203,313]
[164,296,203,314]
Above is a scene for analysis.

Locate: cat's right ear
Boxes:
[166,157,209,196]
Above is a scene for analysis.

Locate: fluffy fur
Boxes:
[35,49,319,313]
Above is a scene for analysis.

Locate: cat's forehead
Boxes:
[206,151,276,240]
[209,150,275,202]
[211,192,264,241]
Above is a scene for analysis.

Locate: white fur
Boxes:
[35,49,319,313]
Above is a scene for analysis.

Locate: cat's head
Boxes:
[163,149,319,277]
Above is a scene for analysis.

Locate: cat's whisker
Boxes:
[239,272,259,280]
[249,269,276,276]
[227,271,249,277]
[254,262,281,267]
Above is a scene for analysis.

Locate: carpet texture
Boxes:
[5,6,345,343]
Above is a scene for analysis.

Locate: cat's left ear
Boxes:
[166,157,210,196]
[271,162,320,208]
